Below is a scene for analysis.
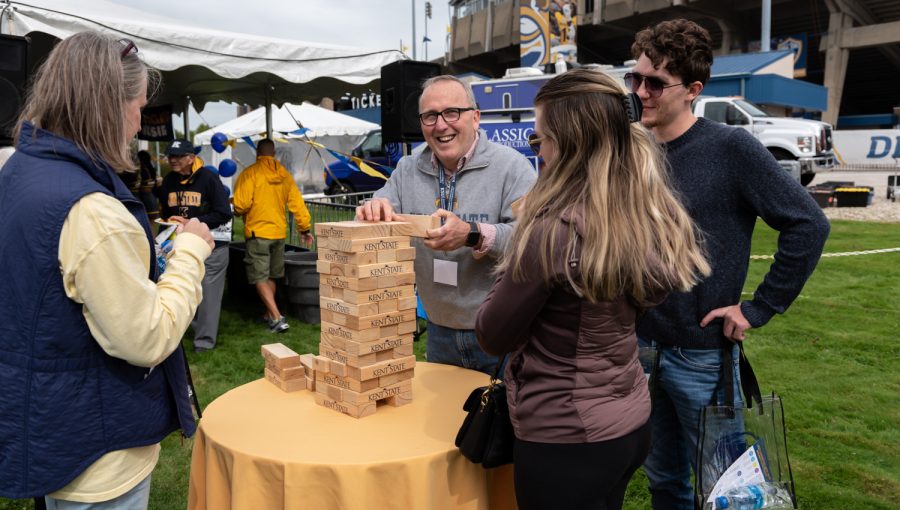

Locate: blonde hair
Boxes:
[15,31,159,172]
[502,69,709,302]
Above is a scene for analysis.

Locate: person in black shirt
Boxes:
[157,139,233,352]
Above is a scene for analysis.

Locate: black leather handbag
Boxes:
[454,358,514,468]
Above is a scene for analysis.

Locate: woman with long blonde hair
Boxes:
[476,68,710,510]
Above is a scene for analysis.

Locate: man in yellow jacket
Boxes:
[233,139,313,333]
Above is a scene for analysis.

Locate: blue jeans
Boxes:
[46,474,151,510]
[426,321,500,375]
[638,338,741,510]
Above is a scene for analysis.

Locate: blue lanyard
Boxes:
[437,165,457,213]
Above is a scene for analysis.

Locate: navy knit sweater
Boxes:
[637,117,830,349]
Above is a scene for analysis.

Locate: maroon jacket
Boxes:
[476,208,665,443]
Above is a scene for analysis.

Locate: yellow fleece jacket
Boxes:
[232,156,311,239]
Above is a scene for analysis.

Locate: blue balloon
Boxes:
[202,164,218,175]
[222,184,231,197]
[211,132,228,153]
[218,158,237,177]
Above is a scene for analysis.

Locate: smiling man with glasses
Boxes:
[629,19,830,510]
[356,75,536,375]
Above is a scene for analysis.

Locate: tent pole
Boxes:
[265,85,273,140]
[183,96,190,141]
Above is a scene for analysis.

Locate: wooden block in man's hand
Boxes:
[392,214,441,238]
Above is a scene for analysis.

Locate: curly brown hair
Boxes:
[631,19,713,86]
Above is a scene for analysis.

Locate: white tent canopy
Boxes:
[194,102,378,144]
[195,103,379,193]
[1,0,405,114]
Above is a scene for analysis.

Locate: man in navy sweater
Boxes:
[158,139,233,352]
[627,19,830,509]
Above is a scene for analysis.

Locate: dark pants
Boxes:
[513,422,651,510]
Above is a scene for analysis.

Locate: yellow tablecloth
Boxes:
[188,362,517,510]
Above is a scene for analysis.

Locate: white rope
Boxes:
[750,247,900,260]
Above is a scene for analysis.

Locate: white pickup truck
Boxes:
[692,96,835,185]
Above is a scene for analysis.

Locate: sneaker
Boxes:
[193,345,214,353]
[269,316,289,333]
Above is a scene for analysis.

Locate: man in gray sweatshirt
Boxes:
[628,19,830,510]
[357,75,536,374]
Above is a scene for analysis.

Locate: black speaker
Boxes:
[381,60,441,143]
[0,34,30,142]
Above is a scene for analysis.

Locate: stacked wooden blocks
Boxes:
[312,217,435,418]
[262,343,315,392]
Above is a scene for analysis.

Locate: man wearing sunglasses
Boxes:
[628,19,830,510]
[356,75,536,375]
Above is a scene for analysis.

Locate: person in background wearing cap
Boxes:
[232,138,313,333]
[156,138,233,352]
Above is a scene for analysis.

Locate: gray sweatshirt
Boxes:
[374,130,537,330]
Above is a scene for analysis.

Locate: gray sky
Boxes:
[110,0,452,127]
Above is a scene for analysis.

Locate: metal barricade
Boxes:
[289,191,375,247]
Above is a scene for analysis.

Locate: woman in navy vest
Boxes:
[0,32,214,508]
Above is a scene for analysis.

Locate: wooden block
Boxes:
[398,295,417,311]
[320,321,381,343]
[397,320,417,335]
[316,370,380,392]
[378,367,415,387]
[352,355,417,382]
[377,271,416,288]
[340,285,416,305]
[320,308,416,331]
[264,367,306,392]
[320,274,378,292]
[299,353,315,377]
[314,355,348,377]
[305,374,316,392]
[320,332,413,357]
[320,296,380,317]
[314,392,376,419]
[318,248,377,265]
[396,247,416,261]
[385,388,413,407]
[392,214,441,237]
[314,221,394,240]
[318,260,414,279]
[316,379,412,405]
[326,236,410,254]
[265,363,305,381]
[319,344,378,368]
[392,343,414,357]
[261,343,300,369]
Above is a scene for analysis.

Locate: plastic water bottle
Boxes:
[714,482,792,509]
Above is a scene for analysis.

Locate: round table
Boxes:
[188,362,516,510]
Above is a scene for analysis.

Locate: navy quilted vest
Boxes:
[0,123,196,498]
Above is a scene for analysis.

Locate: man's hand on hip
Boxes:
[700,304,752,342]
[355,198,396,222]
[424,209,468,251]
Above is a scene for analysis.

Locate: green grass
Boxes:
[2,219,897,509]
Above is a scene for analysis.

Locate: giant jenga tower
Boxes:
[312,217,436,418]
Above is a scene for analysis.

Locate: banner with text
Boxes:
[139,105,174,142]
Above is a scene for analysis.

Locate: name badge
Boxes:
[433,259,458,287]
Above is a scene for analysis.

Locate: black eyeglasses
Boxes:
[419,107,475,126]
[623,72,685,98]
[527,133,543,155]
[119,38,138,58]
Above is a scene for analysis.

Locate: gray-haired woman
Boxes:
[0,31,213,509]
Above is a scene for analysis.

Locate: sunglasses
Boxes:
[119,38,138,58]
[623,72,685,98]
[528,133,542,155]
[419,107,475,126]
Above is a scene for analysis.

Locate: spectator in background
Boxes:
[628,19,830,509]
[157,138,233,352]
[0,31,213,508]
[233,138,313,333]
[476,69,709,510]
[356,75,536,375]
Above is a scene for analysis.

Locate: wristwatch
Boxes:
[464,221,482,248]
